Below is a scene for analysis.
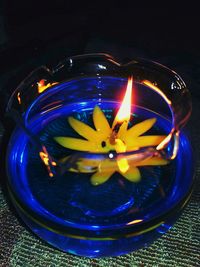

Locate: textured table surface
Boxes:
[0,46,199,266]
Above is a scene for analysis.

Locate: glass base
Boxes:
[7,126,194,257]
[12,206,182,257]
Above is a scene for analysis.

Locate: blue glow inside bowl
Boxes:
[6,77,194,257]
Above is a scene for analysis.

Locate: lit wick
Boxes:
[110,76,133,145]
[109,122,123,145]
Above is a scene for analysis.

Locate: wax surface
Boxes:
[55,105,167,185]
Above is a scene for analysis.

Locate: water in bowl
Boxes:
[7,77,193,257]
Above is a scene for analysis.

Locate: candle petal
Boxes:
[93,106,111,137]
[117,158,130,173]
[54,137,96,152]
[124,118,157,140]
[118,121,129,139]
[68,117,99,141]
[91,171,114,186]
[137,135,166,145]
[126,135,166,150]
[135,157,168,166]
[121,167,141,182]
[115,139,126,153]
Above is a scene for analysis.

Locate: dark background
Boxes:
[0,2,200,110]
[0,2,199,70]
[0,2,199,120]
[0,0,200,105]
[0,2,200,103]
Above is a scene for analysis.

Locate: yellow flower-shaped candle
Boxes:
[54,77,168,185]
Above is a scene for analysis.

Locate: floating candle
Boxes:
[55,77,168,185]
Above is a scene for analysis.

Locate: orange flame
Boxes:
[115,77,133,123]
[111,77,133,173]
[142,80,172,106]
[39,146,57,177]
[37,79,58,94]
[17,92,21,105]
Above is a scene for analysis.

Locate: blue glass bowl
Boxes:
[5,55,194,257]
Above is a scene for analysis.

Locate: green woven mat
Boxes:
[0,101,199,267]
